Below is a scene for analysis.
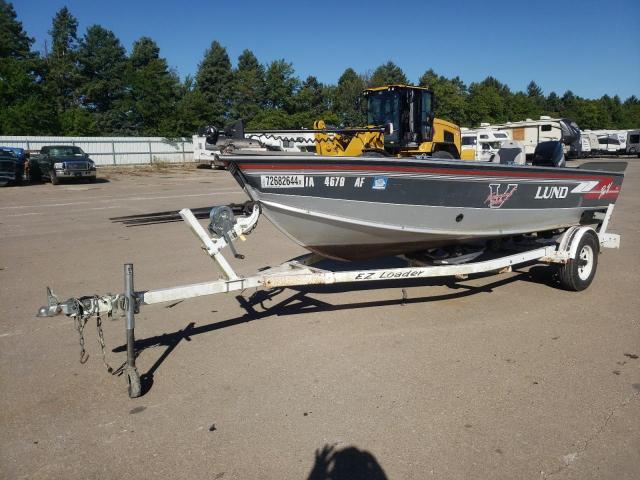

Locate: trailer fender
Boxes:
[559,226,598,259]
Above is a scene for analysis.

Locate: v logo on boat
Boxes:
[486,183,518,208]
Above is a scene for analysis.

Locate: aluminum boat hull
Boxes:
[222,155,625,261]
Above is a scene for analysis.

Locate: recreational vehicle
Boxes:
[460,126,510,161]
[491,116,580,156]
[568,135,591,158]
[581,131,600,155]
[593,130,627,155]
[627,129,640,157]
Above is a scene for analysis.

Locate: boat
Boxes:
[220,153,626,261]
[35,150,627,398]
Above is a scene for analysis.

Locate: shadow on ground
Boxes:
[307,444,388,480]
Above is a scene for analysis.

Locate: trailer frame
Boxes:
[36,203,620,398]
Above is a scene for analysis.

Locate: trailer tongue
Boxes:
[37,202,620,398]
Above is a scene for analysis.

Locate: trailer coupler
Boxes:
[36,287,122,319]
[36,264,142,397]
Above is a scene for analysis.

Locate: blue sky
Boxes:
[13,0,640,99]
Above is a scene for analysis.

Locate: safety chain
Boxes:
[73,306,89,364]
[72,296,115,374]
[95,310,114,374]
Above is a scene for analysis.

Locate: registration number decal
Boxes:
[261,175,305,188]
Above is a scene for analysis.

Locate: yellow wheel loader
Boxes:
[314,85,462,159]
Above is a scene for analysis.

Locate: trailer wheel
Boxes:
[558,231,599,291]
[126,367,142,398]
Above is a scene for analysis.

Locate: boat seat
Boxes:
[532,141,565,167]
[492,140,525,165]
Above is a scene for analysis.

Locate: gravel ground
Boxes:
[0,159,638,479]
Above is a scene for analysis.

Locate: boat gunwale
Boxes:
[219,154,626,178]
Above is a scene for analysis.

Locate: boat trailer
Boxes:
[36,202,621,398]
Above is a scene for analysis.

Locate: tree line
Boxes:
[1,1,638,138]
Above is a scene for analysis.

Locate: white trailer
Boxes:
[36,201,621,398]
[591,130,627,155]
[490,116,581,156]
[581,131,600,156]
[460,125,510,161]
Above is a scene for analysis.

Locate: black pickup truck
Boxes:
[29,145,97,185]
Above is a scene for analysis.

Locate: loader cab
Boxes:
[364,85,434,154]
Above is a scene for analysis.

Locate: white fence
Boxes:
[0,136,194,166]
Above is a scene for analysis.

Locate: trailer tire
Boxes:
[558,231,599,291]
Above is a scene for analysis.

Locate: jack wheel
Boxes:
[558,231,599,291]
[126,367,142,398]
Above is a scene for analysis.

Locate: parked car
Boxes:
[29,146,97,184]
[0,149,21,186]
[0,146,27,185]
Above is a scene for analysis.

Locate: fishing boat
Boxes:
[221,153,625,261]
[36,150,627,398]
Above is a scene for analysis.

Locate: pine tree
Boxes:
[46,7,80,116]
[0,1,56,134]
[172,76,212,136]
[195,40,233,127]
[291,76,336,128]
[0,0,32,59]
[295,76,323,113]
[263,59,299,112]
[121,37,180,135]
[230,49,265,124]
[526,80,543,98]
[76,24,126,131]
[332,68,366,126]
[369,61,407,87]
